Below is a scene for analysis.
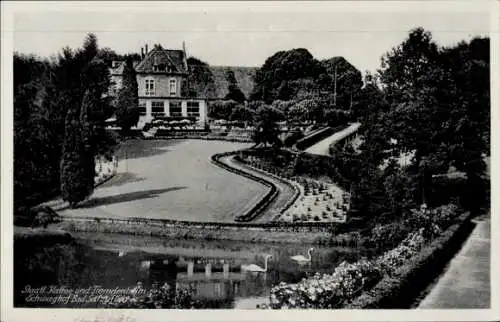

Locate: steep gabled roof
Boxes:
[135,45,187,74]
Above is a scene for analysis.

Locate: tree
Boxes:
[250,48,324,102]
[14,33,116,213]
[230,104,254,123]
[367,27,489,212]
[321,57,363,110]
[437,37,490,213]
[60,107,93,208]
[115,58,140,133]
[377,27,442,204]
[252,106,283,147]
[208,100,238,120]
[187,57,217,98]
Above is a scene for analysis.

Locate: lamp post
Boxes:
[333,65,352,108]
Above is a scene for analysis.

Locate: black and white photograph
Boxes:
[1,1,498,321]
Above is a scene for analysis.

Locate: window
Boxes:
[169,101,182,117]
[139,101,147,116]
[153,64,166,72]
[145,79,155,96]
[169,79,177,96]
[187,101,200,118]
[151,101,164,117]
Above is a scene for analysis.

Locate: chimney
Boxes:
[141,47,144,59]
[145,44,148,55]
[182,41,188,70]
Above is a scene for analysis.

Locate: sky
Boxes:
[11,1,492,74]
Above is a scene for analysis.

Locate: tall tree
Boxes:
[437,37,490,213]
[250,48,324,102]
[115,58,140,133]
[377,27,442,204]
[60,107,92,208]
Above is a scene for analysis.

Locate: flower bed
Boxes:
[264,229,426,309]
[94,156,118,186]
[238,154,350,223]
[261,204,467,309]
[275,177,349,223]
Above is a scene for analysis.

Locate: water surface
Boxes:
[15,232,374,309]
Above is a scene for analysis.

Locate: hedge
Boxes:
[346,211,474,309]
[233,154,302,217]
[211,151,279,222]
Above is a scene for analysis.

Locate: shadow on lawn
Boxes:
[77,187,187,209]
[116,139,185,161]
[100,172,146,188]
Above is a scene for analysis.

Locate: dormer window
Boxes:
[153,64,167,72]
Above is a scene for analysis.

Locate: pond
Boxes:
[14,232,375,309]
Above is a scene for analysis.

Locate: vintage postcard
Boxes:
[1,1,498,321]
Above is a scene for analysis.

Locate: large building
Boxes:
[109,43,207,129]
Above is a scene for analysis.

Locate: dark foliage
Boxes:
[115,58,140,132]
[14,33,117,211]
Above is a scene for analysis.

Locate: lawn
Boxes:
[50,139,269,222]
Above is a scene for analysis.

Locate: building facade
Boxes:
[109,43,207,129]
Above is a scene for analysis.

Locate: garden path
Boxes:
[304,122,361,156]
[418,216,490,308]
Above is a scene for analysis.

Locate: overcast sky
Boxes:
[12,1,492,74]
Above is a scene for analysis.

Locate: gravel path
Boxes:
[418,217,491,308]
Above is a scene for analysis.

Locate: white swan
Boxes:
[241,255,272,273]
[291,248,314,264]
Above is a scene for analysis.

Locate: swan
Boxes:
[241,255,272,273]
[118,249,128,257]
[291,248,314,264]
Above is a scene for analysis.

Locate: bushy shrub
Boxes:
[268,260,382,309]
